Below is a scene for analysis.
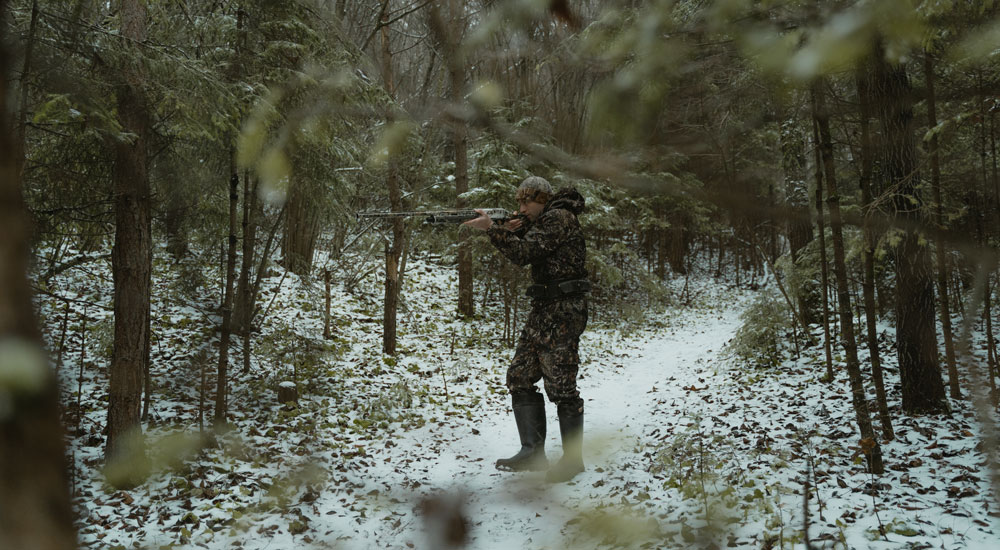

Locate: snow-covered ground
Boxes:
[36,246,1000,549]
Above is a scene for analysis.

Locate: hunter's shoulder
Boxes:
[538,207,576,225]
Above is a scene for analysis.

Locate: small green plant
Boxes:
[649,416,744,529]
[357,381,415,430]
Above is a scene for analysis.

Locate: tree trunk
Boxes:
[924,51,960,399]
[106,0,151,487]
[811,116,835,382]
[141,282,151,422]
[244,205,287,368]
[214,170,240,425]
[237,174,259,378]
[655,203,667,279]
[985,279,999,401]
[381,1,405,355]
[163,191,189,260]
[856,65,894,441]
[13,0,38,177]
[452,48,473,318]
[872,42,947,414]
[233,174,258,334]
[282,176,318,277]
[232,8,255,335]
[668,213,687,275]
[813,82,885,473]
[0,3,78,542]
[324,269,332,339]
[433,0,474,318]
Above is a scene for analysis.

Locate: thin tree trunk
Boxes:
[245,204,287,356]
[141,288,151,422]
[814,82,885,473]
[232,7,254,334]
[811,116,835,381]
[453,42,473,318]
[106,0,151,487]
[856,66,894,441]
[381,1,404,355]
[984,276,998,401]
[238,174,257,375]
[214,169,239,425]
[234,173,257,333]
[0,2,77,541]
[656,203,667,279]
[429,0,473,317]
[924,51,960,399]
[323,269,333,339]
[13,0,38,177]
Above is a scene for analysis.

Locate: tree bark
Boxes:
[13,0,38,177]
[872,42,947,414]
[0,1,78,542]
[214,169,240,425]
[856,66,894,441]
[924,51,960,399]
[282,176,319,277]
[381,1,405,355]
[324,269,333,339]
[985,279,999,401]
[811,116,835,382]
[429,0,474,317]
[232,8,255,335]
[244,205,287,368]
[667,212,688,275]
[449,5,473,318]
[233,174,258,334]
[106,0,151,486]
[813,82,885,473]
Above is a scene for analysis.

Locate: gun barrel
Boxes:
[356,208,513,224]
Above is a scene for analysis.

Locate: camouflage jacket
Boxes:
[487,187,588,287]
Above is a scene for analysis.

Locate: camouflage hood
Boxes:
[544,187,585,216]
[487,184,588,289]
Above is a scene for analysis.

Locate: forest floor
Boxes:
[37,247,1000,549]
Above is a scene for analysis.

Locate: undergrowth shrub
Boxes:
[648,415,800,546]
[356,381,416,431]
[724,289,793,368]
[649,416,744,525]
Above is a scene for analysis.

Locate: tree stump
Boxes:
[277,382,298,406]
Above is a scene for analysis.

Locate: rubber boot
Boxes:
[495,392,548,471]
[546,409,584,483]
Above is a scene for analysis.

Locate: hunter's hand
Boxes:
[504,218,523,231]
[462,209,493,231]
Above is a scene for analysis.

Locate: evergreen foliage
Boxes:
[6,0,1000,546]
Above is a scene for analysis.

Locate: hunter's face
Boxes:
[518,199,545,221]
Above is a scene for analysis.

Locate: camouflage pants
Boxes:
[507,297,587,415]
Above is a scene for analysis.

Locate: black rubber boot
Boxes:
[495,392,548,471]
[546,408,584,483]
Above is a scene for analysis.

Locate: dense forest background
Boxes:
[3,0,1000,548]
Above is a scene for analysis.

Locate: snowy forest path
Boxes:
[319,299,748,549]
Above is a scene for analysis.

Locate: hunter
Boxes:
[463,176,590,483]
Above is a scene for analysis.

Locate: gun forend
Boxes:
[424,208,512,223]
